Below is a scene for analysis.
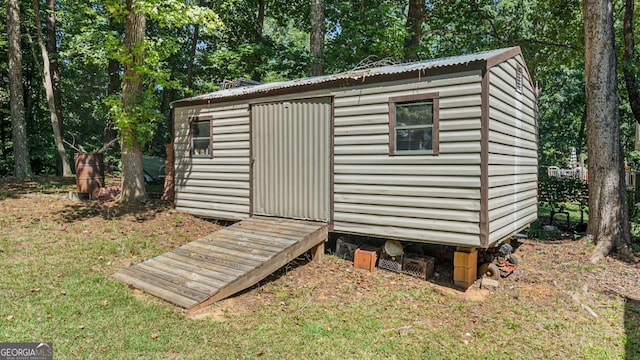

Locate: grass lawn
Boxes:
[537,202,588,226]
[0,178,638,359]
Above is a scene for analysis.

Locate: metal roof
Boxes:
[172,47,520,107]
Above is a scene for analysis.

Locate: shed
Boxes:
[170,46,538,251]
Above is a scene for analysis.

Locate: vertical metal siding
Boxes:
[252,98,331,221]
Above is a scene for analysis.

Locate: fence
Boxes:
[546,166,637,188]
[546,166,587,181]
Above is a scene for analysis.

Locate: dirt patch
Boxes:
[191,236,639,320]
[432,286,491,302]
[518,283,561,298]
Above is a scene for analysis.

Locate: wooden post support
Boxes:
[453,247,478,289]
[311,241,325,261]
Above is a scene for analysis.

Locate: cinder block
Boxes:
[481,277,500,291]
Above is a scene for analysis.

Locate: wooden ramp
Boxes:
[112,216,328,312]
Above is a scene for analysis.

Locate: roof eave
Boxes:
[171,59,490,109]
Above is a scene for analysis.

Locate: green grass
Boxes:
[0,193,636,359]
[538,202,588,225]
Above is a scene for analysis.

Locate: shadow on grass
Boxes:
[0,176,76,198]
[53,199,171,223]
[626,297,640,359]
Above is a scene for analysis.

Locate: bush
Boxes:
[538,176,588,221]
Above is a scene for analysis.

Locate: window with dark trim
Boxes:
[389,93,439,155]
[190,116,212,157]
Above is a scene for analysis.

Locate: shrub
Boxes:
[538,176,588,219]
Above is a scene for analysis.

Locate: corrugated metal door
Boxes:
[252,98,331,221]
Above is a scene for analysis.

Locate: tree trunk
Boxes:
[250,0,265,82]
[7,0,33,178]
[0,75,7,162]
[403,0,426,62]
[120,0,148,202]
[186,25,199,90]
[576,104,586,160]
[46,0,62,123]
[46,0,66,175]
[24,63,34,136]
[104,58,120,148]
[310,0,325,76]
[623,0,640,124]
[32,0,72,177]
[161,143,174,202]
[582,0,632,263]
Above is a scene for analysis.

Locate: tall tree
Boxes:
[251,0,265,81]
[623,0,640,125]
[582,0,632,263]
[105,16,123,149]
[403,0,425,61]
[186,25,199,90]
[32,0,72,177]
[120,0,148,202]
[7,0,32,178]
[46,0,61,115]
[46,0,65,172]
[104,58,120,148]
[310,0,324,76]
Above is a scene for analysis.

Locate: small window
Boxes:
[389,93,439,155]
[190,117,212,157]
[516,65,523,93]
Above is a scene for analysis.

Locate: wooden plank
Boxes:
[125,265,209,301]
[249,217,325,230]
[163,251,245,278]
[176,244,262,269]
[209,231,290,251]
[113,268,200,308]
[153,255,237,284]
[172,248,256,272]
[220,227,299,245]
[230,221,315,240]
[144,257,227,289]
[311,242,325,261]
[238,216,315,228]
[235,218,322,233]
[175,244,261,270]
[201,235,283,255]
[112,269,198,308]
[248,217,326,232]
[134,263,219,295]
[198,234,282,255]
[229,222,307,239]
[189,225,328,312]
[184,241,271,264]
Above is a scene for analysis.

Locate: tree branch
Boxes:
[469,0,502,42]
[517,38,581,51]
[95,137,119,154]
